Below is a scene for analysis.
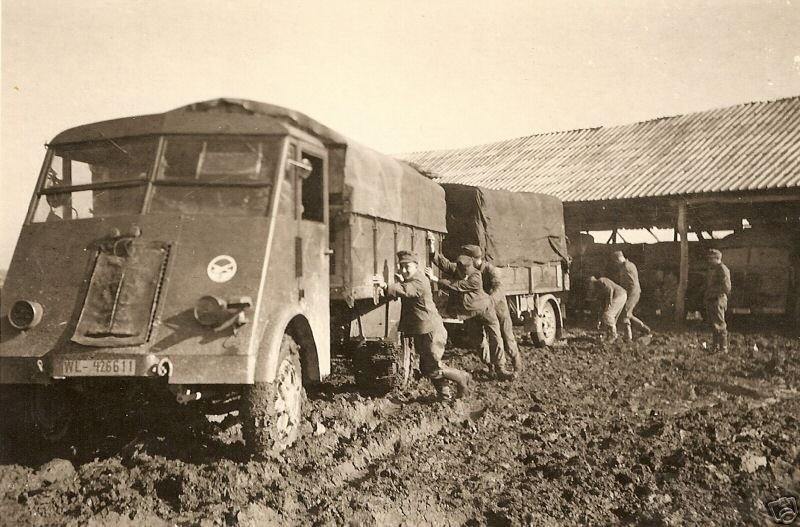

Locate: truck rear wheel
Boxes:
[531,300,558,348]
[352,340,408,395]
[242,334,305,456]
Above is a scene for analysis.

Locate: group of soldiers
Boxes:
[375,236,522,401]
[588,248,732,352]
[377,239,733,402]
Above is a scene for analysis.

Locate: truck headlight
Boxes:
[193,295,228,327]
[9,300,43,330]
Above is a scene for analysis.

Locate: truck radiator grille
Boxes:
[72,242,170,347]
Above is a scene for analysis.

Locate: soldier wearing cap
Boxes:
[703,248,731,352]
[437,242,524,371]
[611,250,652,341]
[379,250,471,399]
[589,275,628,341]
[425,252,513,380]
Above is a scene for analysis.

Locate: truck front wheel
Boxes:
[242,334,305,456]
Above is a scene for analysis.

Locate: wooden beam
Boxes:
[686,191,800,205]
[675,201,689,325]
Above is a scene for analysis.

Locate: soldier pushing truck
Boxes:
[376,251,471,400]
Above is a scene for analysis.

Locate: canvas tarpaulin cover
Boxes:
[174,100,446,231]
[441,183,567,267]
[333,142,446,231]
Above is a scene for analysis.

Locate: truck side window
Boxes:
[300,153,324,223]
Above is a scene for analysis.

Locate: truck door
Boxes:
[294,146,330,357]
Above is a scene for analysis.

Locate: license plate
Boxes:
[59,358,137,376]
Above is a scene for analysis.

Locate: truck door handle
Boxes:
[324,248,334,256]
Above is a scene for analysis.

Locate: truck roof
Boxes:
[50,99,447,232]
[50,99,305,145]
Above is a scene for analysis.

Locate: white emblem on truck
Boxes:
[207,255,237,283]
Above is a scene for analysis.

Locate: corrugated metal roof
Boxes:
[399,96,800,202]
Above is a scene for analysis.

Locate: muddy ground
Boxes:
[1,321,798,526]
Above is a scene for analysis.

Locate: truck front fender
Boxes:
[251,307,329,385]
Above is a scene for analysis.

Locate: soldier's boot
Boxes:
[623,323,633,342]
[432,378,454,401]
[509,348,524,373]
[438,368,471,398]
[711,331,720,352]
[719,330,729,353]
[493,365,516,380]
[605,324,618,342]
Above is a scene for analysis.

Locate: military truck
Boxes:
[1,99,572,454]
[0,99,446,454]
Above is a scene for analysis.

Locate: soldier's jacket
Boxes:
[386,270,440,335]
[435,263,493,315]
[616,260,641,294]
[433,252,503,297]
[704,262,732,299]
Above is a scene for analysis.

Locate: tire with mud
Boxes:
[531,300,559,348]
[241,334,305,457]
[351,340,408,395]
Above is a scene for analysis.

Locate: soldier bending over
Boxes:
[589,276,627,341]
[427,255,513,379]
[429,238,524,372]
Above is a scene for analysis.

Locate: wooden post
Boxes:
[675,201,689,325]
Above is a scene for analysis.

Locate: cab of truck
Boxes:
[0,99,334,453]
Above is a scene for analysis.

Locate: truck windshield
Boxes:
[32,138,157,222]
[149,136,282,216]
[31,135,284,222]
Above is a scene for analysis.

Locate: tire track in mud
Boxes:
[1,324,799,525]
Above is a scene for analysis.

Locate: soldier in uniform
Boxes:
[703,249,732,353]
[379,250,471,399]
[426,254,513,379]
[589,275,628,341]
[612,250,652,341]
[427,237,523,371]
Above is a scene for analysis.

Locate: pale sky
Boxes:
[2,0,800,268]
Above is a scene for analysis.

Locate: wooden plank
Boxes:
[675,201,689,324]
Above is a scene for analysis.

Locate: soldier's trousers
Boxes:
[469,306,505,368]
[704,294,727,332]
[410,322,448,377]
[602,292,627,337]
[480,294,520,366]
[620,288,651,333]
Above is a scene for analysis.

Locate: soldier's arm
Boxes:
[439,273,481,293]
[600,285,613,309]
[432,252,458,275]
[625,263,638,287]
[386,279,424,299]
[722,266,732,295]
